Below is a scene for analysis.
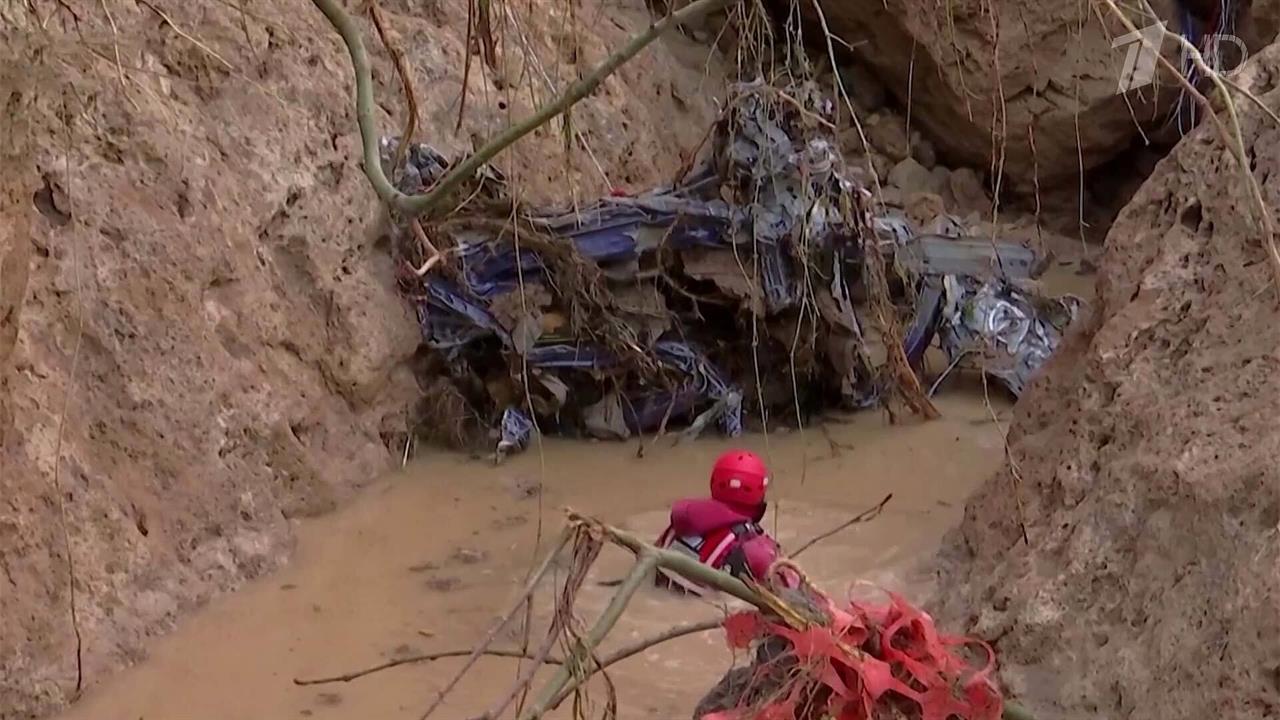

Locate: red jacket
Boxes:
[654,497,783,594]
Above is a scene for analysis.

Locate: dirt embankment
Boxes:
[0,2,724,715]
[936,43,1280,720]
[812,0,1277,191]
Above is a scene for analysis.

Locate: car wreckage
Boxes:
[388,79,1085,460]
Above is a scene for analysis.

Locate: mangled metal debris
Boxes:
[936,277,1083,397]
[386,79,1085,461]
[896,235,1084,397]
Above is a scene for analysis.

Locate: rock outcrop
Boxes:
[936,43,1280,720]
[0,1,724,715]
[813,0,1278,189]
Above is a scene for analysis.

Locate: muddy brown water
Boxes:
[50,377,1017,720]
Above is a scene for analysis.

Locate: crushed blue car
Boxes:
[388,80,1083,461]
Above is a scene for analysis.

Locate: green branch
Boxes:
[517,551,660,720]
[579,514,762,607]
[310,0,739,218]
[547,618,722,710]
[309,0,403,207]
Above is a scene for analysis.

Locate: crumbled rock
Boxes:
[911,132,937,169]
[876,186,905,207]
[801,0,1280,187]
[928,166,952,195]
[888,157,937,195]
[865,113,911,162]
[947,167,992,215]
[905,192,946,230]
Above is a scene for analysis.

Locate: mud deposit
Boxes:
[52,384,1010,720]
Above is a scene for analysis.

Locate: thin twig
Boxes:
[410,217,444,274]
[517,552,660,720]
[138,0,235,70]
[368,0,419,176]
[927,349,974,398]
[77,44,288,108]
[636,390,679,457]
[126,0,284,106]
[293,649,566,686]
[769,88,836,130]
[569,512,761,607]
[207,0,301,40]
[54,95,86,695]
[294,614,727,686]
[1221,75,1280,128]
[235,0,258,59]
[456,0,476,131]
[1096,0,1280,296]
[310,0,740,218]
[809,0,886,203]
[97,0,139,111]
[981,372,1028,544]
[417,528,571,720]
[790,493,893,558]
[546,618,722,709]
[502,0,612,187]
[470,529,600,720]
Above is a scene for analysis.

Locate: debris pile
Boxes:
[695,581,1004,720]
[390,79,1083,459]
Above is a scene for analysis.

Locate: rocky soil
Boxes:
[936,42,1280,720]
[0,1,725,715]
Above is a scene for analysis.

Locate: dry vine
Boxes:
[1095,0,1280,297]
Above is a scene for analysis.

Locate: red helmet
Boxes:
[709,449,769,507]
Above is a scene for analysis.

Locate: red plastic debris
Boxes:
[724,611,767,649]
[703,587,1004,720]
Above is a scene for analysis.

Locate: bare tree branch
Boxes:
[309,0,739,218]
[290,618,719,688]
[293,649,565,686]
[417,528,571,720]
[546,617,722,710]
[790,493,892,557]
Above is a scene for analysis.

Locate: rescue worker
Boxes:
[654,449,795,595]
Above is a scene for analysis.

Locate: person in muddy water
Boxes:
[653,449,797,595]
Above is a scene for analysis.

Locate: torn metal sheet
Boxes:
[584,392,632,440]
[681,248,762,308]
[496,406,533,461]
[904,277,945,369]
[896,235,1039,281]
[936,276,1084,397]
[612,283,672,343]
[417,279,512,349]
